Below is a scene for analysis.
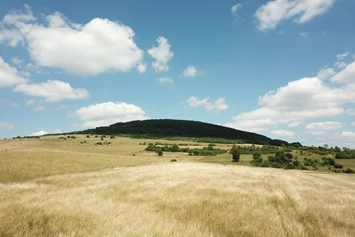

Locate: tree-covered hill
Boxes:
[78,119,298,146]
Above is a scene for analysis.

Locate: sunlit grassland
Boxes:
[0,135,184,183]
[0,136,355,236]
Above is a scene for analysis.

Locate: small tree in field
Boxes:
[230,145,240,162]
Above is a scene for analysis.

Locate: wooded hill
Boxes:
[78,119,299,146]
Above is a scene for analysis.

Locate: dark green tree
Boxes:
[229,145,240,162]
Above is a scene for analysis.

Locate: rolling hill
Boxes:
[78,119,299,146]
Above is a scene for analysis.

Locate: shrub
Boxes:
[86,135,90,138]
[285,163,295,169]
[261,160,269,167]
[171,159,177,162]
[96,142,102,145]
[250,152,263,167]
[334,163,343,169]
[342,168,354,174]
[158,150,163,156]
[110,135,115,139]
[229,145,240,162]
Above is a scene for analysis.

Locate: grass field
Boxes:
[1,136,355,236]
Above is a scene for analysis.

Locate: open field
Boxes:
[1,136,355,236]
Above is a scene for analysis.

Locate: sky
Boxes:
[0,0,355,148]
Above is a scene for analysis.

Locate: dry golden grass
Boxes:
[1,137,355,236]
[0,136,176,183]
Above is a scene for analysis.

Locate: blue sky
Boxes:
[1,0,355,148]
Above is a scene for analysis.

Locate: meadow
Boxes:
[0,135,354,236]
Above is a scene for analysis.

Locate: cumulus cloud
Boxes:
[148,37,174,72]
[137,62,147,73]
[255,0,336,31]
[226,61,355,133]
[186,96,228,112]
[306,121,343,131]
[183,65,199,77]
[317,67,335,80]
[271,130,295,138]
[336,52,349,61]
[231,3,243,13]
[14,80,90,102]
[331,61,355,84]
[0,57,28,87]
[157,77,173,84]
[0,5,144,76]
[29,128,62,136]
[288,121,302,128]
[74,102,148,128]
[0,121,15,130]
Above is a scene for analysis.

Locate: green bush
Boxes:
[334,163,343,169]
[171,159,177,162]
[342,168,354,174]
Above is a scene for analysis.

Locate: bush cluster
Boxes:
[145,144,227,156]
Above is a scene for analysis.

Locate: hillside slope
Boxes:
[79,119,295,146]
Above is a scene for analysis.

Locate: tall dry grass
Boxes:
[1,162,354,236]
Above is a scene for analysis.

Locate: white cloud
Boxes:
[226,72,355,133]
[255,0,336,31]
[300,32,308,38]
[306,121,343,130]
[183,65,199,77]
[258,77,355,110]
[288,121,302,128]
[339,131,355,139]
[0,56,28,87]
[331,61,355,84]
[30,130,48,136]
[0,121,15,130]
[0,6,144,76]
[29,128,62,136]
[2,4,35,25]
[34,106,45,111]
[231,3,243,13]
[74,102,148,128]
[351,122,355,126]
[271,130,295,138]
[26,99,35,105]
[336,52,349,61]
[148,37,174,72]
[137,62,147,73]
[11,57,23,66]
[157,77,173,84]
[317,67,335,80]
[334,61,348,69]
[225,53,355,140]
[14,80,89,102]
[225,117,277,133]
[186,96,228,112]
